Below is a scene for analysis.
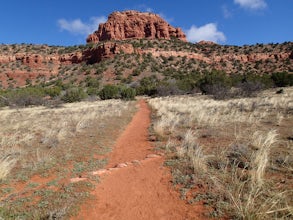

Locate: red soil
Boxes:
[73,100,206,220]
[106,100,153,167]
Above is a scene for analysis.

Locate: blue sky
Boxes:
[1,0,292,46]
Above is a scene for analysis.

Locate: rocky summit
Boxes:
[86,10,187,43]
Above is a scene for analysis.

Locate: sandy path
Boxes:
[73,100,204,220]
[106,99,153,167]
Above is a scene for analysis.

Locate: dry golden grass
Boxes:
[251,130,278,186]
[0,157,17,180]
[0,99,134,180]
[0,99,136,219]
[149,87,293,219]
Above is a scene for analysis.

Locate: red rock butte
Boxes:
[86,10,187,43]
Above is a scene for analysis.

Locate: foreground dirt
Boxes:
[73,100,205,220]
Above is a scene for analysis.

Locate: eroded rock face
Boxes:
[197,40,217,45]
[86,10,187,43]
[83,42,134,64]
[0,43,134,67]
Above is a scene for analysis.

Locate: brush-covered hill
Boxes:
[0,10,292,103]
[0,39,292,89]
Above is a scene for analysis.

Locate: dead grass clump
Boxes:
[0,156,17,181]
[251,130,278,186]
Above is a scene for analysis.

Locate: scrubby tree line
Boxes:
[0,71,292,107]
[0,78,136,107]
[135,70,293,99]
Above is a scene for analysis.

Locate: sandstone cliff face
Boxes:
[142,49,291,64]
[0,43,134,67]
[86,10,187,43]
[0,42,137,88]
[83,42,134,64]
[197,40,217,45]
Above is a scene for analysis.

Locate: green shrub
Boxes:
[0,91,9,107]
[157,80,182,96]
[44,86,61,97]
[271,72,293,87]
[84,77,100,96]
[136,76,158,96]
[1,87,45,107]
[86,87,99,96]
[99,85,119,100]
[85,77,100,88]
[236,81,264,97]
[120,87,136,100]
[176,78,197,93]
[203,83,230,100]
[242,73,273,89]
[61,88,87,103]
[197,70,231,94]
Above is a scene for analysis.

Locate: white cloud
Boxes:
[186,23,226,43]
[234,0,267,10]
[222,5,233,18]
[57,16,106,35]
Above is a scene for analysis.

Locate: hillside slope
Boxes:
[0,39,292,89]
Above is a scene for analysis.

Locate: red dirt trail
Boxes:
[73,100,205,220]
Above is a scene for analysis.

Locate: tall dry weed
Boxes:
[251,130,278,186]
[0,156,17,180]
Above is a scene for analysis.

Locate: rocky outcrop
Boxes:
[211,52,291,63]
[142,49,291,64]
[197,40,217,45]
[83,42,134,64]
[86,10,187,43]
[0,53,83,67]
[0,43,291,68]
[0,43,134,67]
[1,42,291,68]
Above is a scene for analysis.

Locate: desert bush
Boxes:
[176,78,198,94]
[271,72,293,87]
[44,86,61,97]
[0,92,8,107]
[136,76,158,96]
[99,85,119,100]
[236,81,264,97]
[61,87,87,103]
[156,80,182,96]
[120,87,136,100]
[197,70,231,94]
[2,87,45,107]
[86,87,99,96]
[85,77,100,88]
[203,83,231,100]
